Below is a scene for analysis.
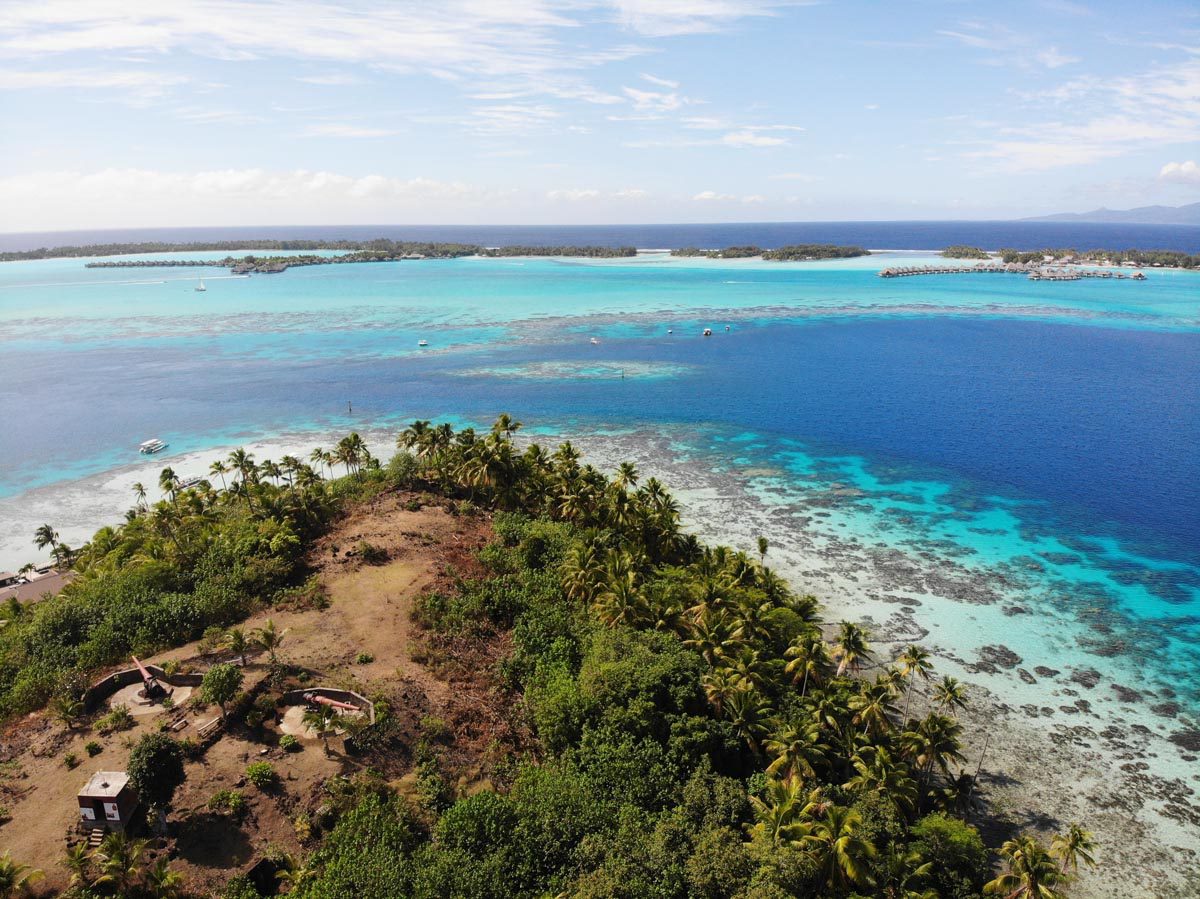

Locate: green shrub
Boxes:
[419,715,451,744]
[245,761,277,789]
[84,740,103,757]
[63,751,79,769]
[208,788,247,819]
[279,734,301,752]
[356,651,375,664]
[909,812,990,899]
[358,541,388,565]
[96,705,134,734]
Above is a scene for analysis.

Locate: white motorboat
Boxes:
[590,337,601,345]
[139,438,168,454]
[418,339,428,347]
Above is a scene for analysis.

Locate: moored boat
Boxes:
[139,438,168,454]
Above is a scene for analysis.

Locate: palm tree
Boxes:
[0,851,43,897]
[877,847,936,899]
[63,844,91,889]
[208,459,229,490]
[254,619,287,667]
[902,712,967,791]
[51,694,84,729]
[612,461,639,491]
[131,481,148,511]
[593,571,647,629]
[833,621,872,676]
[803,805,877,892]
[1050,823,1097,875]
[765,722,828,781]
[144,856,184,899]
[158,467,179,503]
[897,645,934,721]
[785,633,830,697]
[984,835,1069,899]
[491,413,522,439]
[724,685,774,755]
[92,832,147,895]
[32,523,59,554]
[224,627,250,666]
[303,705,336,754]
[683,610,745,668]
[756,535,768,565]
[932,676,968,715]
[844,745,918,815]
[850,680,898,738]
[277,854,321,892]
[701,668,744,717]
[745,776,813,848]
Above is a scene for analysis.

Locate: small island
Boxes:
[941,245,991,259]
[671,244,870,260]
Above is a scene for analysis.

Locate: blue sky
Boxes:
[1,0,1198,230]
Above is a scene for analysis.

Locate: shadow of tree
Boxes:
[174,811,254,868]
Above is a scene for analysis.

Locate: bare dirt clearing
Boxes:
[0,491,505,894]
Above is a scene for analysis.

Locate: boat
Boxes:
[195,278,206,292]
[590,337,600,345]
[139,438,168,454]
[702,328,713,337]
[418,339,428,347]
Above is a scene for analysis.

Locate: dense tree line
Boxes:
[997,247,1199,268]
[276,419,1096,897]
[5,420,1095,898]
[762,245,870,260]
[671,245,870,261]
[941,246,991,259]
[2,240,635,263]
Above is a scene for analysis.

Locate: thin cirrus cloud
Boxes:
[301,122,399,138]
[0,167,506,230]
[966,58,1200,172]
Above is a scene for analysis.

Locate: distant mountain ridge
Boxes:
[1022,202,1200,225]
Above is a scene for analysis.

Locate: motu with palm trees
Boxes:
[3,416,1097,897]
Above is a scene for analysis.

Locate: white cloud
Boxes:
[967,58,1200,171]
[616,187,649,198]
[623,85,687,112]
[0,167,506,230]
[691,189,766,203]
[296,72,363,85]
[301,122,398,138]
[938,24,1080,70]
[640,72,679,88]
[0,67,187,90]
[0,1,643,110]
[770,172,820,181]
[612,0,806,37]
[1037,46,1079,68]
[1159,160,1200,186]
[721,130,786,147]
[468,103,560,133]
[547,188,602,201]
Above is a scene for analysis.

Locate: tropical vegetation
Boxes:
[1,417,1097,897]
